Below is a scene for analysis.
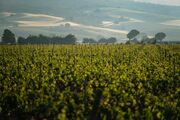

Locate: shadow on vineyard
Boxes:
[0,44,180,120]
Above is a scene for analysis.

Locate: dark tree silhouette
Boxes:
[83,38,97,44]
[155,32,166,42]
[98,38,107,43]
[17,34,77,44]
[98,37,117,44]
[51,36,63,44]
[150,37,156,44]
[64,34,77,44]
[17,36,26,44]
[127,29,140,40]
[2,29,16,44]
[83,37,117,44]
[107,37,117,43]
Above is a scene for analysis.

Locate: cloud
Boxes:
[161,20,180,26]
[22,13,64,21]
[13,12,128,34]
[101,15,144,27]
[134,0,180,6]
[80,25,128,34]
[1,12,16,17]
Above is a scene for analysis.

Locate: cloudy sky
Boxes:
[134,0,180,6]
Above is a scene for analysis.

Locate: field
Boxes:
[0,44,180,119]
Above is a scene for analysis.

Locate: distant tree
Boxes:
[98,38,107,43]
[26,35,39,44]
[140,34,149,44]
[38,34,51,44]
[52,36,63,44]
[155,32,166,42]
[18,36,26,44]
[2,29,16,44]
[64,34,77,44]
[151,37,157,44]
[127,29,140,41]
[98,37,117,44]
[83,38,97,44]
[125,40,131,44]
[141,37,161,44]
[17,34,77,44]
[140,34,148,42]
[107,37,117,43]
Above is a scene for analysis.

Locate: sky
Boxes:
[134,0,180,6]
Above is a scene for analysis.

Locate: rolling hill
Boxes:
[0,0,180,42]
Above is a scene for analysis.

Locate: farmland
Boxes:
[0,44,180,119]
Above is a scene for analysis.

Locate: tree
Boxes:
[125,40,131,44]
[107,37,117,43]
[83,38,97,44]
[155,32,166,42]
[127,29,140,41]
[2,29,16,44]
[149,37,156,44]
[98,37,117,44]
[17,34,77,44]
[18,36,26,44]
[98,38,107,43]
[64,34,77,44]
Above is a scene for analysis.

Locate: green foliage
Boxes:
[0,44,179,119]
[1,29,16,44]
[127,29,140,40]
[155,32,166,41]
[17,34,77,44]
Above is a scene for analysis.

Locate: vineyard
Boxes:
[0,44,179,120]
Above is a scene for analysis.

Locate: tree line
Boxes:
[0,29,167,45]
[1,29,77,44]
[82,37,117,44]
[126,29,166,44]
[18,34,77,44]
[0,29,118,45]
